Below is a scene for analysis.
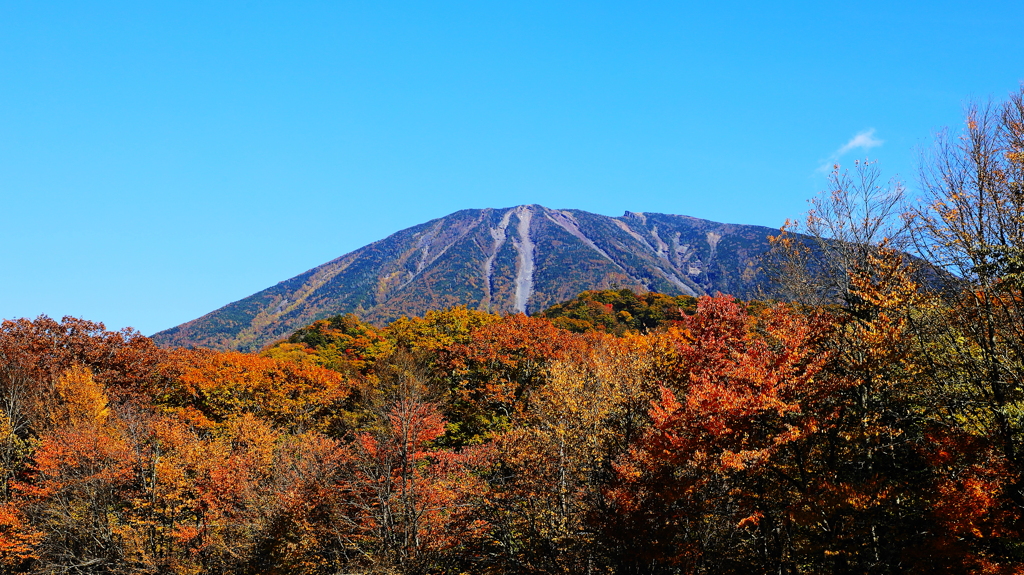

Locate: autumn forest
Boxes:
[4,91,1024,574]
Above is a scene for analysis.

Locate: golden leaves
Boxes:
[51,365,110,429]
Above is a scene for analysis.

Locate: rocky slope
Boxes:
[152,205,783,351]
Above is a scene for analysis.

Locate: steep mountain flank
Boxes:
[152,205,782,351]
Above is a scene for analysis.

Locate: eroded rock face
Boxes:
[152,205,783,351]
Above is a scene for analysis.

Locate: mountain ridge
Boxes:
[152,205,783,351]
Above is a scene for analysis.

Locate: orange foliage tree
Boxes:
[607,296,829,570]
[432,314,586,446]
[155,348,352,435]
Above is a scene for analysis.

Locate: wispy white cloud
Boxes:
[817,128,884,172]
[836,129,883,156]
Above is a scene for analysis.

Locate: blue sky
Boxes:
[2,1,1023,335]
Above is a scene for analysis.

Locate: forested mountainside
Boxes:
[6,276,1024,573]
[152,205,782,351]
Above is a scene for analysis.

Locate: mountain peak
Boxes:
[152,206,781,351]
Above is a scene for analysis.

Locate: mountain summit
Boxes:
[152,205,782,351]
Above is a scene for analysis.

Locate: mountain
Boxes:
[152,205,783,351]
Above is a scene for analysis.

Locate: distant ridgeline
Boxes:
[153,205,782,352]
